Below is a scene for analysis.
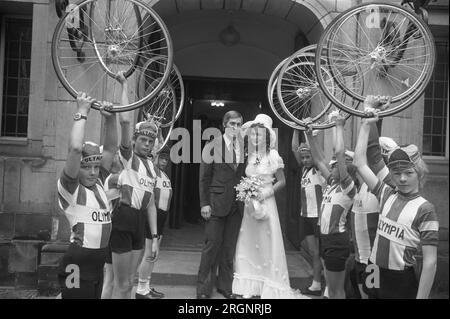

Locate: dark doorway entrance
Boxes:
[169,77,265,226]
[168,77,302,250]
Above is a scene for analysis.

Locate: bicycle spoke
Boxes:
[110,3,135,46]
[107,22,160,46]
[389,61,425,79]
[334,27,369,57]
[67,57,105,86]
[389,51,430,62]
[283,72,316,87]
[382,71,407,93]
[353,14,377,51]
[387,43,428,63]
[87,0,169,78]
[386,25,421,55]
[281,92,302,108]
[381,9,394,45]
[121,6,152,50]
[288,64,317,86]
[59,59,101,69]
[381,15,407,48]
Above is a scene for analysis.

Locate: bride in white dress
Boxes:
[232,114,308,299]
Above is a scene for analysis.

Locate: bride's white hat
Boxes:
[241,113,276,148]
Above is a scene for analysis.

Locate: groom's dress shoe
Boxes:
[135,292,160,299]
[217,289,237,299]
[302,287,322,296]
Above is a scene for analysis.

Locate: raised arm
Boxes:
[65,92,94,178]
[366,95,391,178]
[305,128,330,180]
[333,113,350,183]
[354,96,393,190]
[117,72,133,149]
[353,116,380,191]
[99,102,118,172]
[154,120,164,152]
[291,129,302,165]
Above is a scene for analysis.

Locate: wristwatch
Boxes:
[73,113,88,121]
[151,234,159,239]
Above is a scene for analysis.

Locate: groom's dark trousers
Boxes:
[197,136,244,296]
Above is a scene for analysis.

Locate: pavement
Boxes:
[0,248,316,299]
[0,222,316,299]
[0,223,447,299]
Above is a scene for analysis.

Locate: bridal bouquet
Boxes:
[235,176,268,220]
[235,176,263,202]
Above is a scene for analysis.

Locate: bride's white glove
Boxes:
[247,187,274,221]
[257,188,274,202]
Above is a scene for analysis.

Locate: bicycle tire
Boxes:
[137,57,184,124]
[277,45,360,129]
[143,91,176,153]
[267,57,304,130]
[315,2,435,117]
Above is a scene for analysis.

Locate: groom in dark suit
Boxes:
[197,111,245,299]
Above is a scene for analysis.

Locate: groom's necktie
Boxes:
[232,138,237,170]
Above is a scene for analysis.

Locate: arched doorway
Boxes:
[149,0,335,249]
[151,0,333,79]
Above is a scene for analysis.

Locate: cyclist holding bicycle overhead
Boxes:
[57,93,118,299]
[110,72,159,299]
[305,113,359,299]
[353,96,439,299]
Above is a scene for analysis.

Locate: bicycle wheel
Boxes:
[316,2,435,117]
[270,77,347,130]
[267,57,303,130]
[277,45,361,129]
[52,0,173,112]
[142,86,176,153]
[137,57,184,124]
[141,83,176,128]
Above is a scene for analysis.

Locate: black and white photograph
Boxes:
[0,0,448,304]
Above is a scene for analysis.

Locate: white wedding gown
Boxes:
[232,149,308,299]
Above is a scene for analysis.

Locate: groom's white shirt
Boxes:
[223,133,241,164]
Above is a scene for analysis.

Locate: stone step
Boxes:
[149,273,313,290]
[149,249,313,288]
[37,248,314,295]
